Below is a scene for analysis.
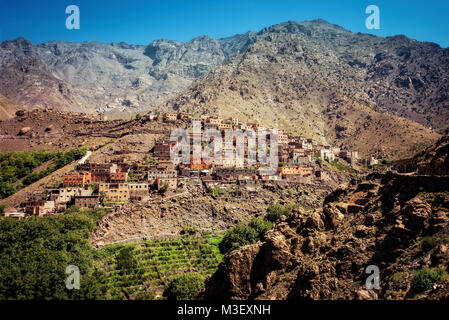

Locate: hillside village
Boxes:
[2,112,379,219]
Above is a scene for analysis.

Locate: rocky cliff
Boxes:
[202,171,449,300]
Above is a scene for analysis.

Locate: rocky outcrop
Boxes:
[202,172,449,300]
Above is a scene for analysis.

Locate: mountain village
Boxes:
[2,112,375,219]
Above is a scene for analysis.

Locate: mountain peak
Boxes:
[0,37,34,50]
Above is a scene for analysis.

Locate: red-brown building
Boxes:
[63,172,91,187]
[110,171,128,183]
[154,140,178,160]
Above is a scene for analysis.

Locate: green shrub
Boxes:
[265,204,292,222]
[219,218,272,254]
[248,217,273,235]
[163,273,205,300]
[219,224,257,254]
[411,268,445,293]
[421,237,438,252]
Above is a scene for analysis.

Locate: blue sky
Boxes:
[0,0,448,47]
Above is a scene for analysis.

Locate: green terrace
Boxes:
[94,235,223,300]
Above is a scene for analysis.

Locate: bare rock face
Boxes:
[322,203,345,229]
[202,172,449,300]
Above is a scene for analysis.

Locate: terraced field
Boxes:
[94,235,223,300]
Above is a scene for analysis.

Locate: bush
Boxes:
[411,268,445,293]
[421,237,438,252]
[163,273,205,300]
[219,225,258,254]
[219,218,272,254]
[0,204,5,214]
[265,204,292,222]
[248,217,272,236]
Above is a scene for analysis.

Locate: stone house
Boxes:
[75,195,100,209]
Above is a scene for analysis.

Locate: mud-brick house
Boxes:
[25,200,55,217]
[187,156,212,171]
[99,183,129,202]
[163,112,178,122]
[153,140,178,160]
[204,123,217,130]
[90,163,118,183]
[207,118,223,125]
[110,171,128,183]
[157,177,177,191]
[258,169,282,181]
[275,131,289,144]
[63,171,91,187]
[217,123,233,131]
[147,167,177,186]
[315,148,335,162]
[278,166,313,178]
[49,186,94,210]
[74,195,100,209]
[129,183,150,201]
[227,117,239,126]
[3,208,25,220]
[339,151,359,164]
[177,112,192,120]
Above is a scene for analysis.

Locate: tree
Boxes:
[115,247,137,275]
[219,217,273,255]
[163,273,205,300]
[0,207,109,299]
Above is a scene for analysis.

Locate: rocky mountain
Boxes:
[0,37,86,113]
[161,20,449,158]
[166,20,449,131]
[0,33,254,118]
[1,20,447,157]
[202,167,449,300]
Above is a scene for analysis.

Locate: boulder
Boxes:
[322,203,344,229]
[18,127,31,136]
